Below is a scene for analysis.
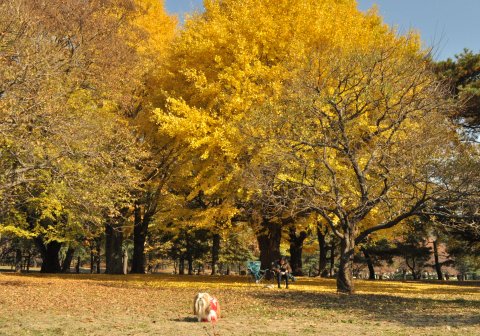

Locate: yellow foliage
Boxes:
[0,226,36,239]
[152,0,421,228]
[129,0,177,61]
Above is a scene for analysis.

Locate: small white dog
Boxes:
[193,292,221,322]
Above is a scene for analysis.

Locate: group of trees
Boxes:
[0,0,175,273]
[1,0,478,294]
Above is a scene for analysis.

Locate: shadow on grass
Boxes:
[297,278,480,294]
[250,289,480,328]
[1,272,240,283]
[171,317,198,323]
[0,280,29,287]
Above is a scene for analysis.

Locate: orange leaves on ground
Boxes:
[0,273,479,336]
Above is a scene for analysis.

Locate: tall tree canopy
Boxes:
[152,0,469,293]
[1,0,477,290]
[0,0,175,272]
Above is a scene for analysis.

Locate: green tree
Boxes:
[435,49,480,137]
[393,221,431,280]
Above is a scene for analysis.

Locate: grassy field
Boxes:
[0,272,479,336]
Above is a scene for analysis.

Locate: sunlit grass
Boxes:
[1,272,479,336]
[11,272,479,297]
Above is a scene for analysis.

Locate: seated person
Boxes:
[274,257,292,289]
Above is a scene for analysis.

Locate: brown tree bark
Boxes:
[96,237,101,274]
[123,248,129,275]
[61,247,75,273]
[211,233,220,275]
[317,225,329,277]
[361,247,376,280]
[183,233,194,275]
[256,219,282,270]
[90,247,95,274]
[25,252,31,272]
[329,240,335,277]
[130,178,165,274]
[289,227,307,276]
[36,240,62,273]
[15,248,22,273]
[405,257,420,279]
[179,257,185,275]
[336,230,355,293]
[105,223,124,274]
[433,239,443,280]
[131,203,151,274]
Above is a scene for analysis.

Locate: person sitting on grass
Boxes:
[274,256,292,289]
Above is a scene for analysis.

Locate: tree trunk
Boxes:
[15,248,22,273]
[130,204,151,274]
[105,226,111,272]
[211,233,220,275]
[35,239,62,273]
[25,252,31,272]
[90,247,95,273]
[362,247,376,280]
[187,256,193,275]
[289,227,307,276]
[185,234,194,275]
[61,247,75,273]
[336,230,355,293]
[123,248,128,275]
[75,256,81,273]
[433,239,443,280]
[96,238,101,274]
[317,225,328,277]
[90,241,96,274]
[179,257,185,275]
[256,219,282,270]
[406,256,417,279]
[329,240,335,277]
[105,224,124,274]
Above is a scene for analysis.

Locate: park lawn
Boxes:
[0,273,479,336]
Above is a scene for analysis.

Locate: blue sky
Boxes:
[164,0,480,61]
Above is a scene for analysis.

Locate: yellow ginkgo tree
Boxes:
[151,0,470,293]
[120,0,178,274]
[152,0,385,269]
